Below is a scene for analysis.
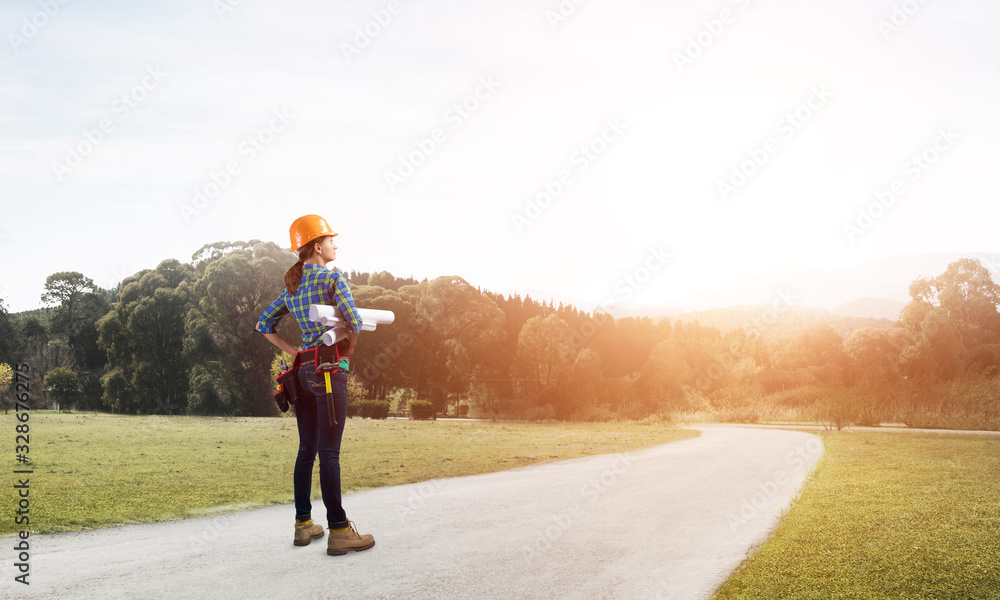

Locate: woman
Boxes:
[256,214,375,556]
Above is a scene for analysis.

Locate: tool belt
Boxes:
[273,341,349,426]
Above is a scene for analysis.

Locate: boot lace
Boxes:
[345,520,361,539]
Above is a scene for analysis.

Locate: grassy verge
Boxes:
[2,412,697,535]
[713,430,1000,600]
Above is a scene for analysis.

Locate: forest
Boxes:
[1,241,998,430]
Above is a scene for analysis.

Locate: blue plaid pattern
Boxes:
[257,264,363,351]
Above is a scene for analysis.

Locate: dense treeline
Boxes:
[668,305,894,343]
[2,249,998,429]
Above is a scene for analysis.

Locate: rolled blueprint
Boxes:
[309,305,395,327]
[309,304,396,346]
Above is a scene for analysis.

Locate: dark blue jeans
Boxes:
[294,362,349,530]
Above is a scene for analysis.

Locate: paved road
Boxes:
[696,422,1000,436]
[1,426,823,600]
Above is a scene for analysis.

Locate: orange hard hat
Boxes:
[289,214,337,251]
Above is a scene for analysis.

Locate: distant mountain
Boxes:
[665,305,894,342]
[518,287,589,309]
[598,305,686,320]
[668,253,1000,312]
[832,297,907,321]
[590,252,1000,339]
[601,252,999,318]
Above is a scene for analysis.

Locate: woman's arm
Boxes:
[257,323,299,356]
[255,294,297,356]
[331,271,364,354]
[345,330,360,355]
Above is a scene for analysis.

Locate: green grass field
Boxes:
[712,430,1000,600]
[1,412,696,535]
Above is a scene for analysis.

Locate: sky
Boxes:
[1,0,998,314]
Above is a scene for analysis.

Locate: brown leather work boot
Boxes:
[294,519,325,546]
[327,521,375,556]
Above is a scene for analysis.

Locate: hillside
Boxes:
[10,306,56,327]
[832,297,906,321]
[591,253,1000,319]
[663,305,894,342]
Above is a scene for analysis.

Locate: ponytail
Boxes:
[284,236,327,295]
[284,259,305,295]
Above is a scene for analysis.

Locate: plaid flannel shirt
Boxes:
[256,264,363,356]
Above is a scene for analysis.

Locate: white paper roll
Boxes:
[322,327,348,346]
[318,318,378,331]
[309,305,395,326]
[355,308,396,325]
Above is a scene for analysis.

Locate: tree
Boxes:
[97,261,195,414]
[771,323,847,386]
[57,292,111,364]
[191,241,294,416]
[636,338,694,413]
[368,270,396,290]
[0,298,18,367]
[845,327,905,382]
[410,276,506,414]
[18,317,47,349]
[557,347,601,419]
[899,258,1000,379]
[443,338,471,413]
[45,367,79,411]
[515,314,575,395]
[349,285,420,403]
[592,315,668,379]
[17,316,73,408]
[784,323,846,369]
[183,309,231,415]
[42,281,112,410]
[191,241,254,270]
[41,272,97,339]
[0,363,13,413]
